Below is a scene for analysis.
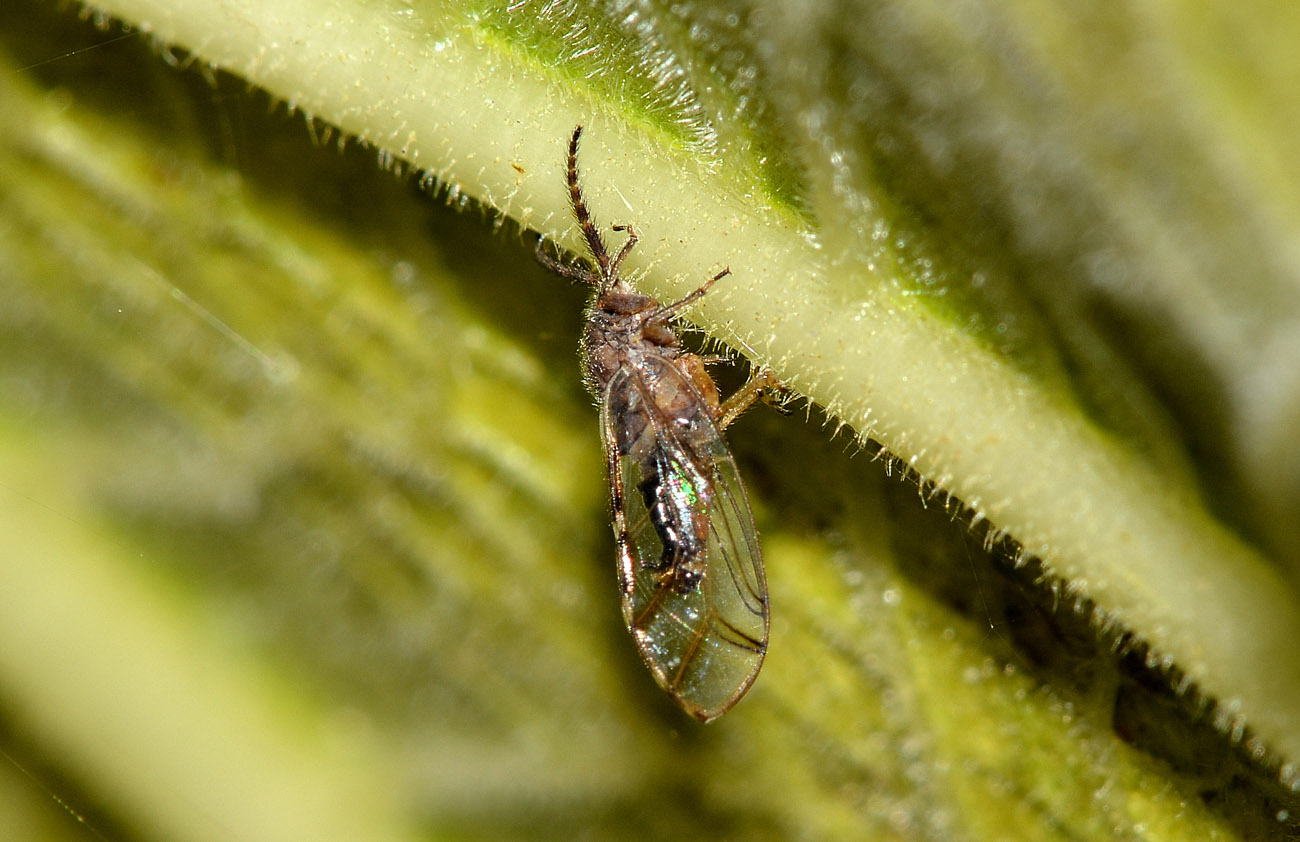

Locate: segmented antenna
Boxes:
[567,126,613,278]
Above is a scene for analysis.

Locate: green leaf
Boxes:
[1,1,1297,840]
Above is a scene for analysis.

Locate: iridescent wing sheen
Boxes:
[601,356,769,722]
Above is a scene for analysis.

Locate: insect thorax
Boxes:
[581,291,682,398]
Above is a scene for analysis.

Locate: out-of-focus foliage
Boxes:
[1,2,1298,841]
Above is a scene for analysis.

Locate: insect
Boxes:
[536,126,776,722]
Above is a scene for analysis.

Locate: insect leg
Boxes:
[674,353,723,413]
[534,238,602,287]
[715,368,784,430]
[647,267,731,323]
[609,224,639,277]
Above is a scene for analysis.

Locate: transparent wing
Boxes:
[601,356,769,722]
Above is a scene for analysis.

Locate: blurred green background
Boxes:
[1,2,1298,841]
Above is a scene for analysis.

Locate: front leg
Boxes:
[609,224,639,277]
[535,238,602,287]
[648,267,731,324]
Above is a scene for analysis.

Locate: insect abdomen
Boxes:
[635,447,711,592]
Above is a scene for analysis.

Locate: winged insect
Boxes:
[536,126,777,721]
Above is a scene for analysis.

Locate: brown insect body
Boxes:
[537,125,771,722]
[583,293,704,587]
